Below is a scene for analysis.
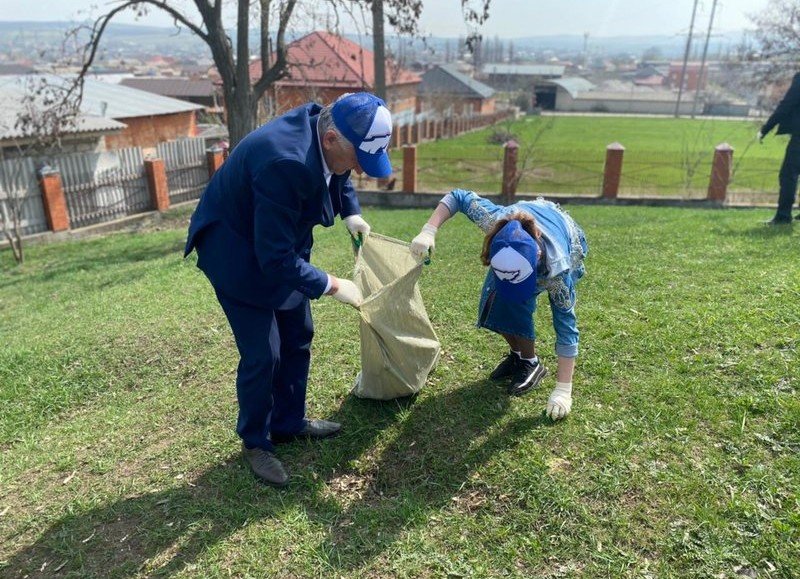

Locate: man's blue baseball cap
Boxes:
[489,220,539,302]
[331,92,393,178]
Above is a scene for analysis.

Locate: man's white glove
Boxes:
[757,130,764,143]
[545,381,573,420]
[410,223,438,259]
[326,276,363,308]
[344,214,371,239]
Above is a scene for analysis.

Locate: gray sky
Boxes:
[2,0,771,38]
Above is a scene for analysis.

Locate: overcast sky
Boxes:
[2,0,772,38]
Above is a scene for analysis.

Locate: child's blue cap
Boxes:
[489,220,539,302]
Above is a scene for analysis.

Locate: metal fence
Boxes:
[158,137,207,204]
[0,156,49,236]
[56,147,150,229]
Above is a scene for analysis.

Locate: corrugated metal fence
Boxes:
[1,138,210,237]
[157,138,207,204]
[0,156,49,236]
[57,147,150,229]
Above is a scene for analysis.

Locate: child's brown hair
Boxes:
[480,212,541,266]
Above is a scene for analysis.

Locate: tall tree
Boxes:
[69,0,492,147]
[741,0,800,104]
[751,0,800,62]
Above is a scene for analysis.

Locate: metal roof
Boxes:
[0,75,125,140]
[6,73,202,117]
[420,64,495,99]
[481,64,565,77]
[120,77,218,99]
[548,77,596,98]
[74,76,204,118]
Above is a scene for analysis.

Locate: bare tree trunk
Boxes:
[372,0,386,100]
[224,87,259,147]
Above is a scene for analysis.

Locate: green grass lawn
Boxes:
[1,203,799,577]
[410,115,785,200]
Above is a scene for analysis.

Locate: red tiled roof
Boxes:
[249,31,420,89]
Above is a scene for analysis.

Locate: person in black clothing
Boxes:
[758,72,800,225]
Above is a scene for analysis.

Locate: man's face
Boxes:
[322,130,364,176]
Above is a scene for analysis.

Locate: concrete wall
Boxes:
[418,96,496,116]
[556,90,697,116]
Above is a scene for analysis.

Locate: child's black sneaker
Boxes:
[490,351,521,380]
[508,358,548,396]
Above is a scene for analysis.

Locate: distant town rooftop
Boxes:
[481,64,566,77]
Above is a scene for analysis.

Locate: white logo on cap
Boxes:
[491,247,533,284]
[359,105,392,154]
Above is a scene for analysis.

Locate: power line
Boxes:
[692,0,719,118]
[675,0,700,117]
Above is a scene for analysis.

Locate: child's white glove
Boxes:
[344,214,371,238]
[545,381,573,420]
[326,277,363,308]
[410,223,438,259]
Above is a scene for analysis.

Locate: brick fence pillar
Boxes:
[602,142,625,200]
[38,166,69,232]
[145,158,170,211]
[501,140,519,204]
[707,143,733,203]
[402,145,417,193]
[206,146,224,178]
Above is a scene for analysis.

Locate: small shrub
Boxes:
[486,128,517,144]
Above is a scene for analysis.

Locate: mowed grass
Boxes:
[1,202,799,577]
[410,115,785,198]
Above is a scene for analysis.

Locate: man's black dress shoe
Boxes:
[242,444,289,487]
[272,419,341,443]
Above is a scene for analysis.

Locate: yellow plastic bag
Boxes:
[352,233,440,399]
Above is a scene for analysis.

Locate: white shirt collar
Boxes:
[316,117,332,186]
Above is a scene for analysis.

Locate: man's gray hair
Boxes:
[318,93,353,143]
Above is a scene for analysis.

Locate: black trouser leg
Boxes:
[776,134,800,220]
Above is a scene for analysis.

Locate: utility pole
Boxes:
[372,0,386,101]
[583,32,589,67]
[675,0,699,117]
[692,0,718,118]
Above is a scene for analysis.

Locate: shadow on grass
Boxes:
[2,380,552,577]
[733,222,796,239]
[0,236,187,291]
[316,378,553,573]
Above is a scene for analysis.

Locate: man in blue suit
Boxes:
[185,92,393,486]
[758,72,800,225]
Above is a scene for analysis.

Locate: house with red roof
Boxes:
[249,31,420,120]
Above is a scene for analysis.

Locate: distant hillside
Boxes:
[0,20,210,59]
[0,20,747,62]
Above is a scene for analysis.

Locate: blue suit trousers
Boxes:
[215,290,313,452]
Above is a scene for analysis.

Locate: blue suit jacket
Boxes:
[185,103,361,308]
